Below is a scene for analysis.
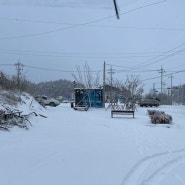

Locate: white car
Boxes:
[35,96,60,107]
[62,99,69,103]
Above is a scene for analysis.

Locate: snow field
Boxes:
[0,102,185,185]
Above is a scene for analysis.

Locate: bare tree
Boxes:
[124,75,143,110]
[0,72,17,90]
[84,63,92,88]
[72,63,101,108]
[72,63,100,89]
[71,65,84,88]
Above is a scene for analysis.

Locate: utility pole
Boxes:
[103,61,106,108]
[113,0,120,19]
[158,66,165,104]
[110,66,113,104]
[106,65,114,106]
[153,83,157,97]
[105,65,115,110]
[15,60,23,90]
[159,66,165,94]
[159,66,165,95]
[170,74,174,105]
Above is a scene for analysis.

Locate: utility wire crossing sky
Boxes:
[0,0,185,93]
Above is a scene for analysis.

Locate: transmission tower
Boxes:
[15,60,23,90]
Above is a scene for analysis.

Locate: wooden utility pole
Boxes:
[110,66,113,104]
[159,66,165,103]
[103,61,106,108]
[113,0,120,19]
[170,74,174,105]
[160,66,164,94]
[159,66,165,94]
[106,66,115,110]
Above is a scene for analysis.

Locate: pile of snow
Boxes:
[0,91,46,131]
[16,92,46,115]
[0,90,44,112]
[0,94,185,185]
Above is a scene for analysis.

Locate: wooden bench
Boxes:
[111,110,135,118]
[74,105,89,111]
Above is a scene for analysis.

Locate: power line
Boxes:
[86,25,185,31]
[0,60,184,77]
[131,43,185,69]
[3,49,185,59]
[140,69,185,82]
[120,0,167,16]
[0,60,181,76]
[0,63,14,66]
[25,63,159,75]
[106,63,161,72]
[0,0,167,40]
[115,69,159,73]
[1,61,184,87]
[3,48,185,55]
[23,64,103,73]
[2,17,185,31]
[0,17,73,25]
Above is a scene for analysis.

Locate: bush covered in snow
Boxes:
[147,110,172,124]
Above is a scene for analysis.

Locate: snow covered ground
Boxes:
[0,97,185,185]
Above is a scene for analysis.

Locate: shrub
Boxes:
[147,110,165,116]
[147,110,172,124]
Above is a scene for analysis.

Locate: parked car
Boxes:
[139,97,160,107]
[35,96,60,107]
[62,99,69,103]
[56,96,63,102]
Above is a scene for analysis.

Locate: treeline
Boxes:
[33,79,74,98]
[0,71,74,99]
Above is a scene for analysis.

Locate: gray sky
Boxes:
[0,0,185,93]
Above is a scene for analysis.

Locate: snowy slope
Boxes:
[0,99,185,185]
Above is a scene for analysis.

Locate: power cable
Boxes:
[119,0,167,16]
[140,69,185,82]
[2,17,185,31]
[23,64,103,73]
[131,43,185,69]
[106,63,162,72]
[114,69,159,73]
[0,0,167,40]
[3,49,185,59]
[0,63,14,66]
[2,49,185,55]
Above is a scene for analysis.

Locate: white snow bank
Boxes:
[0,99,185,185]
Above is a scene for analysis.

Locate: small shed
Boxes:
[74,88,103,108]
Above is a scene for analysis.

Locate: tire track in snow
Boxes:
[139,154,185,185]
[121,147,185,185]
[174,173,185,185]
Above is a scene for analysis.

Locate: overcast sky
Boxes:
[0,0,185,93]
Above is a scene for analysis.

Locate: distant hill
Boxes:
[33,79,74,99]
